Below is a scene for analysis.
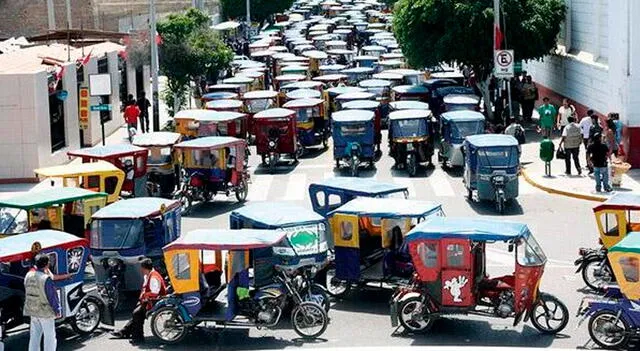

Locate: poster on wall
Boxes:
[88,73,112,96]
[78,87,90,130]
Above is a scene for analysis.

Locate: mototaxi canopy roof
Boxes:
[205,99,244,110]
[254,108,297,119]
[0,230,88,263]
[386,68,423,77]
[326,86,365,95]
[464,134,518,148]
[91,197,180,219]
[303,50,329,60]
[175,109,245,122]
[133,132,182,147]
[341,99,380,110]
[223,76,255,85]
[201,92,239,100]
[331,109,374,122]
[341,67,374,74]
[283,98,325,108]
[313,74,349,82]
[392,84,429,94]
[0,187,107,210]
[274,74,307,82]
[212,21,241,31]
[35,161,122,178]
[286,88,322,99]
[174,136,244,150]
[242,90,279,100]
[309,177,407,197]
[67,144,146,159]
[319,64,347,72]
[359,79,391,88]
[443,94,481,104]
[372,72,403,81]
[440,110,485,123]
[335,91,375,100]
[389,101,430,110]
[231,202,324,228]
[406,217,531,243]
[593,193,640,212]
[164,229,286,252]
[609,233,640,254]
[388,109,432,120]
[328,198,442,218]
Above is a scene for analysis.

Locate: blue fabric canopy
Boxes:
[406,217,530,242]
[202,92,238,100]
[164,229,285,251]
[328,198,442,218]
[440,110,485,122]
[309,177,407,196]
[231,202,324,227]
[92,197,179,219]
[332,109,374,122]
[465,134,518,148]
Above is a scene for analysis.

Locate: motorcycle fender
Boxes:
[575,253,605,273]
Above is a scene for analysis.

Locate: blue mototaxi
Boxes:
[0,230,114,338]
[341,99,383,149]
[229,202,329,269]
[323,198,444,297]
[331,109,376,176]
[308,177,409,216]
[340,66,374,85]
[90,197,181,291]
[326,86,365,115]
[438,110,485,168]
[463,134,520,214]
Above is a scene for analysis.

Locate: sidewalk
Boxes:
[0,77,174,199]
[519,129,640,202]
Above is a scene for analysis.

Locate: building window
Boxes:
[119,57,128,104]
[49,79,67,152]
[97,58,112,123]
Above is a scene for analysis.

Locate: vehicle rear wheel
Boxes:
[588,309,630,349]
[467,188,473,201]
[398,296,434,333]
[291,302,328,339]
[151,306,187,344]
[349,155,358,177]
[582,259,613,292]
[296,142,304,160]
[235,179,248,202]
[496,196,505,215]
[178,193,192,216]
[324,266,350,298]
[407,155,417,177]
[70,299,102,335]
[530,293,569,334]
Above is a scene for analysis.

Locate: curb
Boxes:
[520,167,607,202]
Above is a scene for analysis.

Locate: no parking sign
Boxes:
[494,50,514,78]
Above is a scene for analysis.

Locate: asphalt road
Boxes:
[3,132,622,350]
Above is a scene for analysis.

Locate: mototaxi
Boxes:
[148,229,329,344]
[390,217,569,335]
[0,231,114,341]
[242,90,279,135]
[332,109,376,176]
[341,100,383,151]
[174,109,248,141]
[463,134,520,214]
[132,132,182,198]
[253,108,300,172]
[438,111,485,168]
[324,198,444,297]
[283,98,330,153]
[388,109,435,176]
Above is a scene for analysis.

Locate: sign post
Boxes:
[89,73,112,145]
[494,50,515,124]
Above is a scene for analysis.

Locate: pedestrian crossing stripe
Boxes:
[246,174,274,202]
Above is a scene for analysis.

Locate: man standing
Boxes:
[537,97,556,138]
[587,133,612,192]
[24,254,61,351]
[112,258,165,344]
[579,109,595,172]
[520,75,538,122]
[559,116,582,175]
[136,92,151,133]
[124,103,140,142]
[556,98,575,133]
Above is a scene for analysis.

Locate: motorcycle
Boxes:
[574,246,615,292]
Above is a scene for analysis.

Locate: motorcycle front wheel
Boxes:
[151,306,187,344]
[398,296,434,333]
[529,293,569,334]
[291,302,328,339]
[70,299,101,335]
[582,258,613,291]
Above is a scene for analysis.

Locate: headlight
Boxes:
[406,144,414,151]
[107,258,119,267]
[493,175,505,182]
[310,266,318,276]
[269,140,276,147]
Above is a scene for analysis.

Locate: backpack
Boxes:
[514,127,526,144]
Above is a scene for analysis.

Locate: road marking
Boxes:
[283,173,307,200]
[428,170,456,197]
[393,178,417,198]
[247,175,273,202]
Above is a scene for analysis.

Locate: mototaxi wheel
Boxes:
[529,292,569,334]
[398,296,434,333]
[324,265,351,298]
[291,302,328,339]
[496,195,505,215]
[407,155,417,177]
[235,179,248,202]
[178,193,192,216]
[150,306,187,344]
[582,258,614,292]
[588,309,630,349]
[70,298,102,335]
[349,155,359,177]
[308,283,331,312]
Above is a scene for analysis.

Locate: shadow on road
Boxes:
[466,198,524,216]
[330,289,393,315]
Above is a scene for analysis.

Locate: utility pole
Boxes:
[150,0,160,131]
[47,0,56,30]
[65,0,73,29]
[246,0,251,39]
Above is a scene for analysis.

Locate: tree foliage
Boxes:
[220,0,294,24]
[157,8,233,115]
[393,0,566,80]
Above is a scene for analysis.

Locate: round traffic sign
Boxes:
[496,51,513,67]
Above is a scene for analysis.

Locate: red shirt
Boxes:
[124,104,140,124]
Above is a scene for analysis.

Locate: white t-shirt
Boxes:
[579,116,593,139]
[558,105,575,126]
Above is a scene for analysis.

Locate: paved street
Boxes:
[3,130,616,350]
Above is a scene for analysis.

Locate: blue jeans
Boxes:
[594,166,611,192]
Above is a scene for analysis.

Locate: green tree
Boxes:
[220,0,294,24]
[157,8,233,116]
[393,0,565,119]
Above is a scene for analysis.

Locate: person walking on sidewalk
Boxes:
[136,92,151,133]
[521,75,538,122]
[24,254,61,351]
[124,103,140,142]
[587,133,612,193]
[537,97,556,138]
[557,98,575,134]
[559,116,582,175]
[579,109,595,172]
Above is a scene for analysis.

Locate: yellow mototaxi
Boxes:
[133,131,183,197]
[34,161,124,203]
